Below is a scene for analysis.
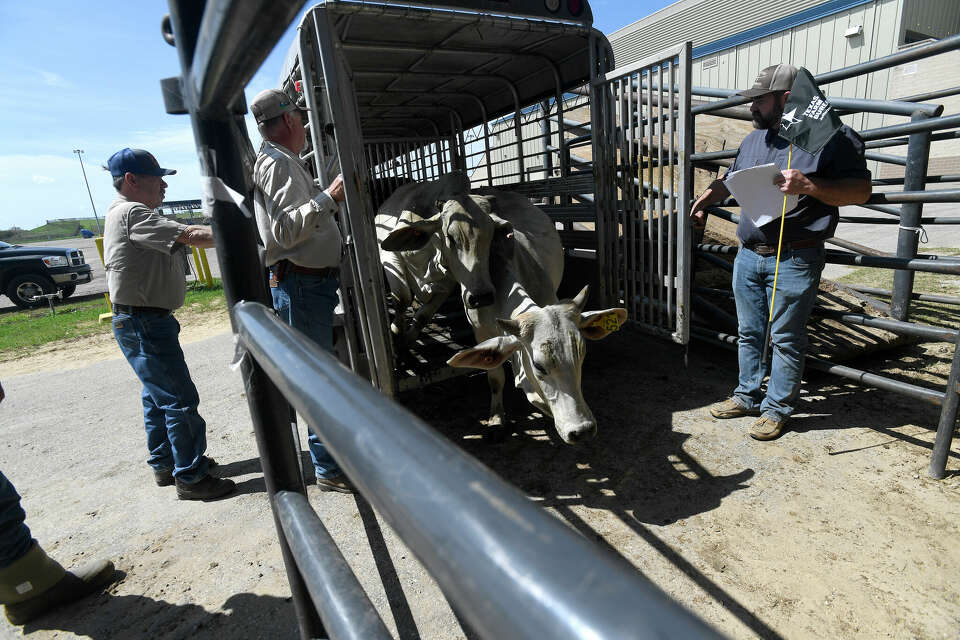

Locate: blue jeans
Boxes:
[0,470,32,569]
[271,271,342,479]
[732,246,825,420]
[113,311,209,484]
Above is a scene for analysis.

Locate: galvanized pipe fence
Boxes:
[685,33,960,479]
[233,301,722,640]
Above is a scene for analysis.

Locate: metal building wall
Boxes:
[692,0,903,133]
[900,0,960,42]
[610,0,960,175]
[609,0,833,66]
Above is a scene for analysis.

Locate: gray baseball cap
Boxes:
[250,89,301,124]
[737,64,798,98]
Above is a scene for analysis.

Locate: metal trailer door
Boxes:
[592,42,693,344]
[295,6,397,393]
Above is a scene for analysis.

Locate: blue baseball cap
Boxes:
[107,148,176,178]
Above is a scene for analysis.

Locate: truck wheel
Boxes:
[6,274,55,309]
[58,284,77,299]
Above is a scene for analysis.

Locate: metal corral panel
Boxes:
[900,0,960,42]
[609,0,840,67]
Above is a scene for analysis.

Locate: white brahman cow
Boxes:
[375,172,512,347]
[445,188,627,444]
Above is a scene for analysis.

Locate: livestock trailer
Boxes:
[275,0,694,394]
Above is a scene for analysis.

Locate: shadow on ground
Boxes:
[22,581,298,639]
[397,325,949,640]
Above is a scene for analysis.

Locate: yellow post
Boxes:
[191,246,204,285]
[94,236,112,323]
[198,247,214,287]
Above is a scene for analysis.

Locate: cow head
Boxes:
[447,285,628,444]
[381,194,513,309]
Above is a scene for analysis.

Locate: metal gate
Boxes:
[593,42,693,343]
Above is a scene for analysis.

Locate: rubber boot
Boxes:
[0,542,114,625]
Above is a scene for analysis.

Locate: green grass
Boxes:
[0,280,226,356]
[836,247,960,329]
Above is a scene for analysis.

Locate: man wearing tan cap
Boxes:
[249,88,353,493]
[690,65,872,441]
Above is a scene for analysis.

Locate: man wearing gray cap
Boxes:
[250,88,352,493]
[690,65,871,441]
[104,148,235,500]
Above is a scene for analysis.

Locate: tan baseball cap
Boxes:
[250,89,301,124]
[737,64,798,98]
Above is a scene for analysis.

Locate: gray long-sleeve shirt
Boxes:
[253,140,342,269]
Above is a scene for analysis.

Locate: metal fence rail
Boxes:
[234,301,722,640]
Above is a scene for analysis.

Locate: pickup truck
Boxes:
[0,240,93,308]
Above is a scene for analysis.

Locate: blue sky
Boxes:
[0,0,673,231]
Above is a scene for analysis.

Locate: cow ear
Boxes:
[579,308,627,340]
[381,212,441,251]
[496,317,522,336]
[572,284,590,312]
[447,335,520,370]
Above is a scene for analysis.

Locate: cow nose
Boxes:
[465,289,495,309]
[564,422,597,445]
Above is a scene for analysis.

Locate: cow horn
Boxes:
[572,285,590,311]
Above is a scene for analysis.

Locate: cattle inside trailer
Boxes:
[275,0,692,394]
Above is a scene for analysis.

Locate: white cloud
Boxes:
[128,127,198,154]
[0,155,95,229]
[37,69,71,88]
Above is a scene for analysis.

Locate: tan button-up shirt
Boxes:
[253,140,342,269]
[103,194,189,310]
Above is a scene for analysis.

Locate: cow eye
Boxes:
[533,362,548,377]
[446,233,457,248]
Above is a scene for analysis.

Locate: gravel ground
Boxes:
[0,311,957,639]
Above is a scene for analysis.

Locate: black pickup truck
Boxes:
[0,240,93,308]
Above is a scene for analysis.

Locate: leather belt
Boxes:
[272,261,338,278]
[112,304,171,315]
[746,238,824,256]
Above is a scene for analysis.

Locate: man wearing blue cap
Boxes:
[103,148,235,501]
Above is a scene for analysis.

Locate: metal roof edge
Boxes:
[607,0,707,39]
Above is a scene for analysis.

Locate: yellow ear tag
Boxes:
[600,312,621,333]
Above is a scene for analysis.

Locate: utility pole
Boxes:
[72,149,102,235]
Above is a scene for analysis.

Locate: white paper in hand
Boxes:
[725,163,798,228]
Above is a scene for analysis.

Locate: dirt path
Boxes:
[0,310,231,377]
[1,312,958,639]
